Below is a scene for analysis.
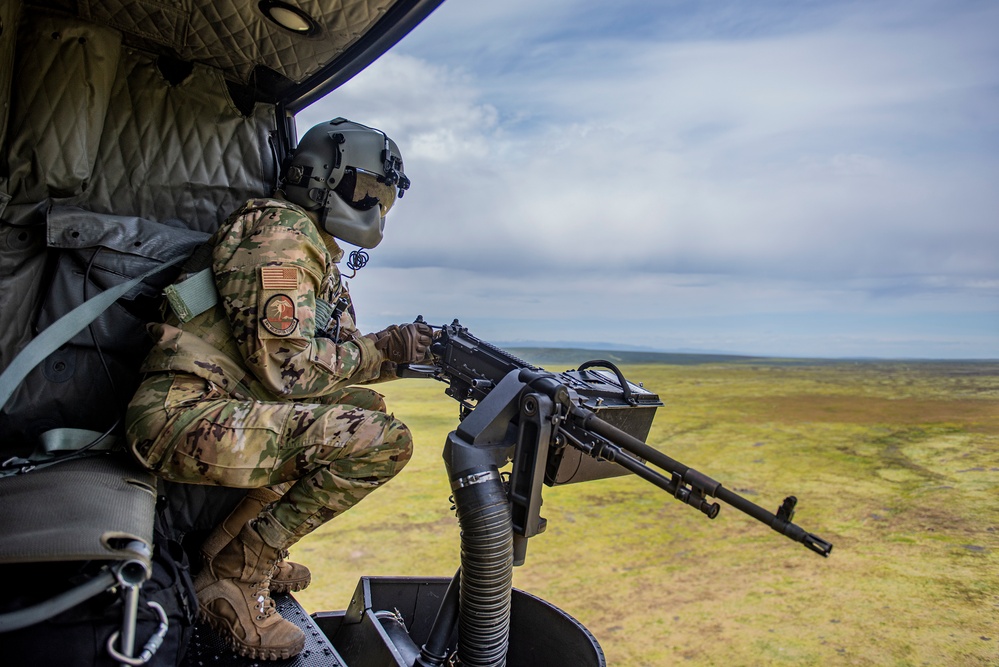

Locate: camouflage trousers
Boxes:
[125,372,412,548]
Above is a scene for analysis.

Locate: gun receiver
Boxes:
[402,319,833,559]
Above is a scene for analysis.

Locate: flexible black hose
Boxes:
[452,473,513,667]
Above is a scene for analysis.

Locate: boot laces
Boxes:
[251,579,278,618]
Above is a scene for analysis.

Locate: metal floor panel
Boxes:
[182,593,347,667]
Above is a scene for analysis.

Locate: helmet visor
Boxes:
[337,168,397,217]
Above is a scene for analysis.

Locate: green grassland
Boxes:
[293,356,999,666]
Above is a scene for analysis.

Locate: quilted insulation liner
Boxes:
[87,51,278,229]
[78,0,397,86]
[0,1,19,160]
[0,7,281,370]
[5,16,124,207]
[7,11,278,229]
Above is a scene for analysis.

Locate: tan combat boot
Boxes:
[200,487,312,594]
[194,521,306,660]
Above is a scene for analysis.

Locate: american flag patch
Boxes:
[261,266,298,290]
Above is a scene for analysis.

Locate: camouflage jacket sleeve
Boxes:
[211,199,386,398]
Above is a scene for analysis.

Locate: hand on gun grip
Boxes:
[367,322,434,364]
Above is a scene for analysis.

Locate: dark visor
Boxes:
[334,168,397,217]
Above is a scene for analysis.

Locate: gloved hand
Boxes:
[365,322,434,364]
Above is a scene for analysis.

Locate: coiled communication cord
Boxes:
[344,249,369,278]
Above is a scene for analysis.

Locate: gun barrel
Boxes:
[714,486,833,556]
[572,406,833,557]
[574,408,715,490]
[569,434,720,519]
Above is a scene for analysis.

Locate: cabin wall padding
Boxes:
[0,0,22,156]
[76,0,395,86]
[1,6,278,447]
[84,51,277,230]
[4,9,278,228]
[5,14,122,204]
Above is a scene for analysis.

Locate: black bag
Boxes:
[0,206,208,448]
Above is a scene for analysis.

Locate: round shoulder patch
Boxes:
[262,294,299,337]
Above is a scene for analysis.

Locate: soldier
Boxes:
[125,118,431,660]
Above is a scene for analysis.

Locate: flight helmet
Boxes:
[281,117,410,248]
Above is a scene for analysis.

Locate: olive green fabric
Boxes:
[0,1,18,152]
[81,0,398,87]
[4,15,122,205]
[0,454,155,566]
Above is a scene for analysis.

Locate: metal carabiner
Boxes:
[106,601,170,667]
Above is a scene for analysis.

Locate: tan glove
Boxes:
[365,322,434,364]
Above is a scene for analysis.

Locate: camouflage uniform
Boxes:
[125,198,412,548]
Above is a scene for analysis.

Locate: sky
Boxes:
[298,0,999,359]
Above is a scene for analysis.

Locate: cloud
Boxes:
[299,1,999,357]
[296,54,500,161]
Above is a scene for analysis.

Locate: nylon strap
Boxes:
[39,428,117,456]
[315,296,334,330]
[164,267,219,323]
[0,255,184,411]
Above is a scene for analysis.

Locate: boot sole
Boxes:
[198,608,306,661]
[270,575,312,595]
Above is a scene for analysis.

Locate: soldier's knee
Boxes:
[383,418,414,469]
[355,387,388,413]
[331,412,413,483]
[332,386,387,412]
[371,393,388,413]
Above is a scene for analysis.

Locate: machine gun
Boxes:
[405,318,833,557]
[398,319,832,667]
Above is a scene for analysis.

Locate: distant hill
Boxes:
[505,347,762,368]
[503,347,999,368]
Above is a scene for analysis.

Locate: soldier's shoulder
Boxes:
[212,197,325,268]
[221,197,318,239]
[235,197,311,223]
